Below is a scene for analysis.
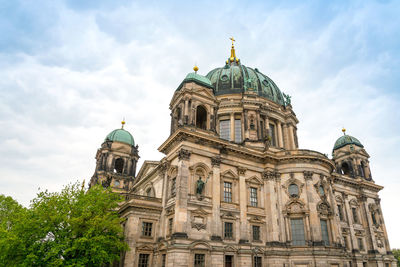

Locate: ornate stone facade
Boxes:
[91,43,396,267]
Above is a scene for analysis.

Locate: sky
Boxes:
[0,0,399,247]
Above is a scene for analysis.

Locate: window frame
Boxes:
[252,225,261,241]
[138,253,150,267]
[290,218,306,246]
[253,256,262,267]
[223,181,233,203]
[249,187,258,207]
[141,221,153,238]
[268,123,277,147]
[219,119,231,141]
[224,221,234,240]
[320,219,330,246]
[234,118,242,143]
[194,253,205,267]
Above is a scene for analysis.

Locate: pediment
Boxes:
[221,169,239,179]
[137,244,153,251]
[247,176,262,185]
[189,241,211,250]
[191,207,210,216]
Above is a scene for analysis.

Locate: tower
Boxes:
[89,120,139,193]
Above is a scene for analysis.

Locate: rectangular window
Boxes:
[234,119,242,143]
[320,219,330,246]
[250,187,258,207]
[260,120,264,138]
[223,182,232,202]
[170,178,176,197]
[344,236,348,249]
[142,222,153,237]
[291,218,306,246]
[337,205,344,221]
[252,225,260,241]
[194,254,205,267]
[225,255,233,267]
[358,238,364,251]
[138,254,149,267]
[161,254,166,267]
[352,207,358,223]
[220,120,231,141]
[254,256,262,267]
[224,222,233,239]
[168,218,173,235]
[269,124,276,147]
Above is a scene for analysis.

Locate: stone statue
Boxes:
[196,176,205,195]
[283,93,291,106]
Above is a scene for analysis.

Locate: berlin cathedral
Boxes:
[89,40,396,267]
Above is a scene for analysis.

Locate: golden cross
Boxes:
[230,37,235,46]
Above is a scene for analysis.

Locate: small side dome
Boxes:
[105,128,135,146]
[176,72,213,91]
[333,133,363,150]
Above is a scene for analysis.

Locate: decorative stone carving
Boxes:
[211,156,221,167]
[303,171,313,180]
[237,167,247,175]
[178,149,191,160]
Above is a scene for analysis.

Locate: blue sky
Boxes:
[0,0,399,246]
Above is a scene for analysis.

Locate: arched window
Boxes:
[288,184,299,197]
[196,106,207,130]
[319,185,325,196]
[114,158,124,173]
[341,162,351,175]
[146,188,152,197]
[359,162,365,178]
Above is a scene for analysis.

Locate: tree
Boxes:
[392,248,400,267]
[0,183,128,267]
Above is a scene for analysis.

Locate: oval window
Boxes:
[319,186,325,196]
[221,74,229,82]
[262,80,269,87]
[288,184,299,197]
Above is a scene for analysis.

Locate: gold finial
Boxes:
[121,118,126,129]
[193,65,199,73]
[342,127,346,135]
[228,37,239,63]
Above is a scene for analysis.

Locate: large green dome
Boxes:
[333,134,363,150]
[105,128,135,146]
[206,63,285,106]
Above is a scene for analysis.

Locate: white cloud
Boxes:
[0,0,399,247]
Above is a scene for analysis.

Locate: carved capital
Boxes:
[237,167,247,176]
[357,194,368,202]
[211,156,221,167]
[159,161,170,176]
[178,149,191,160]
[303,171,313,181]
[262,171,275,181]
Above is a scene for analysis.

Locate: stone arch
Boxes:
[189,240,211,251]
[195,104,208,130]
[144,183,155,197]
[114,157,124,173]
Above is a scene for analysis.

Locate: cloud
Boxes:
[0,0,399,247]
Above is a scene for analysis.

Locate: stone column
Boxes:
[237,167,248,242]
[263,171,280,242]
[183,99,189,124]
[159,162,170,237]
[275,172,286,242]
[282,123,290,150]
[343,194,357,251]
[277,121,284,148]
[123,215,139,266]
[173,149,191,237]
[303,171,321,243]
[288,124,296,150]
[230,113,235,142]
[326,176,341,245]
[375,199,391,252]
[211,156,222,239]
[359,195,378,252]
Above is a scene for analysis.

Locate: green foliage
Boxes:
[392,248,400,267]
[0,183,128,267]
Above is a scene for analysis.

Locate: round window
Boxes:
[288,184,299,197]
[221,75,229,82]
[262,80,269,87]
